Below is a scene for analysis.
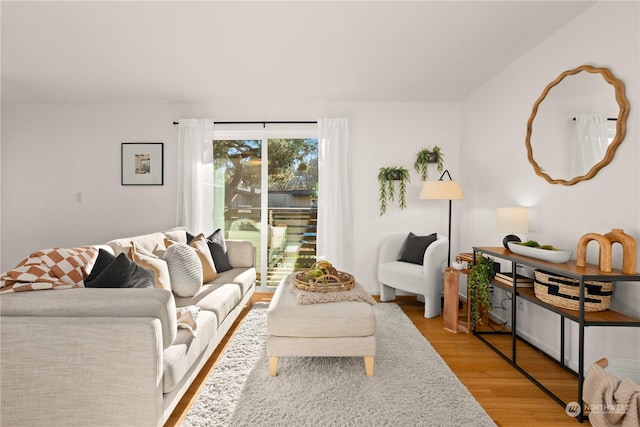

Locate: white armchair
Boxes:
[378,233,448,318]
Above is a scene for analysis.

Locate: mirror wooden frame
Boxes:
[525,65,630,186]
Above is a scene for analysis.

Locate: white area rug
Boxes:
[183,302,496,426]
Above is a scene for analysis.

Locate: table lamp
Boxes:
[496,207,529,249]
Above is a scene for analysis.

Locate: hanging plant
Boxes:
[467,254,495,330]
[414,146,445,181]
[377,166,410,215]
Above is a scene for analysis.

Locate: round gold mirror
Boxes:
[525,65,629,185]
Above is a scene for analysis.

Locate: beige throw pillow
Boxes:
[129,242,172,291]
[165,234,218,283]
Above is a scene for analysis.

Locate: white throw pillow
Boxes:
[163,243,203,297]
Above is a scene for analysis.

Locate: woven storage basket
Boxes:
[533,269,612,312]
[293,271,355,293]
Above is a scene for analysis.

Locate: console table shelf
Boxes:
[492,280,640,326]
[472,246,640,423]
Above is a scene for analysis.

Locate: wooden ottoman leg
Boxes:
[269,356,279,377]
[364,356,374,377]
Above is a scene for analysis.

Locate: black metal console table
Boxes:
[472,246,640,422]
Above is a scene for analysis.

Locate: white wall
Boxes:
[1,101,461,291]
[1,0,637,369]
[460,1,639,368]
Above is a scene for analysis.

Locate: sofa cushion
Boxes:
[85,251,155,289]
[174,283,241,328]
[209,267,256,297]
[163,243,202,297]
[163,227,188,244]
[129,242,172,291]
[162,309,218,393]
[225,240,256,268]
[399,232,437,265]
[106,232,167,257]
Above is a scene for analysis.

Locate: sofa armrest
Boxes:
[1,316,164,427]
[421,236,448,289]
[226,240,256,268]
[0,288,177,349]
[378,234,406,264]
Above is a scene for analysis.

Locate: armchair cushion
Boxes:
[399,232,437,265]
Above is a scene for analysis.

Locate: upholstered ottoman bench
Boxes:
[267,275,377,376]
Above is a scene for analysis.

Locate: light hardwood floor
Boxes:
[165,293,589,426]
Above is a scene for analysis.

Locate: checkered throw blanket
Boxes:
[0,247,98,293]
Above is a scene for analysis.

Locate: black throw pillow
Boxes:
[207,229,233,273]
[84,248,116,283]
[188,230,233,273]
[399,232,438,265]
[85,252,155,289]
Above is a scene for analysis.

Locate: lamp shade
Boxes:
[496,207,529,233]
[419,181,464,200]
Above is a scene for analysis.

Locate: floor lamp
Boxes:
[419,170,464,267]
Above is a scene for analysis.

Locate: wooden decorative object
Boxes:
[443,268,464,333]
[576,229,637,274]
[576,233,612,272]
[443,267,488,334]
[604,229,637,274]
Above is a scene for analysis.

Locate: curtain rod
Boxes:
[172,120,317,127]
[572,117,617,121]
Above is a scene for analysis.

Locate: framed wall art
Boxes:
[121,143,164,185]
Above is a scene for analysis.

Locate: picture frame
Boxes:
[121,143,164,185]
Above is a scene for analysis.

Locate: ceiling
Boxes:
[1,1,595,104]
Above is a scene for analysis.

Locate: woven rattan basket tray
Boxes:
[293,271,355,293]
[533,269,612,312]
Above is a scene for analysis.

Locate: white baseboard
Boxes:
[487,311,579,373]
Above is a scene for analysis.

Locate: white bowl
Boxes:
[507,242,572,263]
[451,261,465,270]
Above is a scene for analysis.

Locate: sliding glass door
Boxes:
[213,131,318,290]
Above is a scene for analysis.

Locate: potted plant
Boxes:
[467,254,495,330]
[414,146,445,181]
[378,166,410,215]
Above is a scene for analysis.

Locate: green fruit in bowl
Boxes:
[306,269,323,281]
[516,241,558,251]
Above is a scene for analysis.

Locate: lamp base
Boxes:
[503,234,522,249]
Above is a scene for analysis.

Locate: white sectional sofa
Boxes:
[0,228,256,427]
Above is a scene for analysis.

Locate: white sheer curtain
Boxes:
[177,119,215,233]
[317,118,353,272]
[571,114,610,177]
